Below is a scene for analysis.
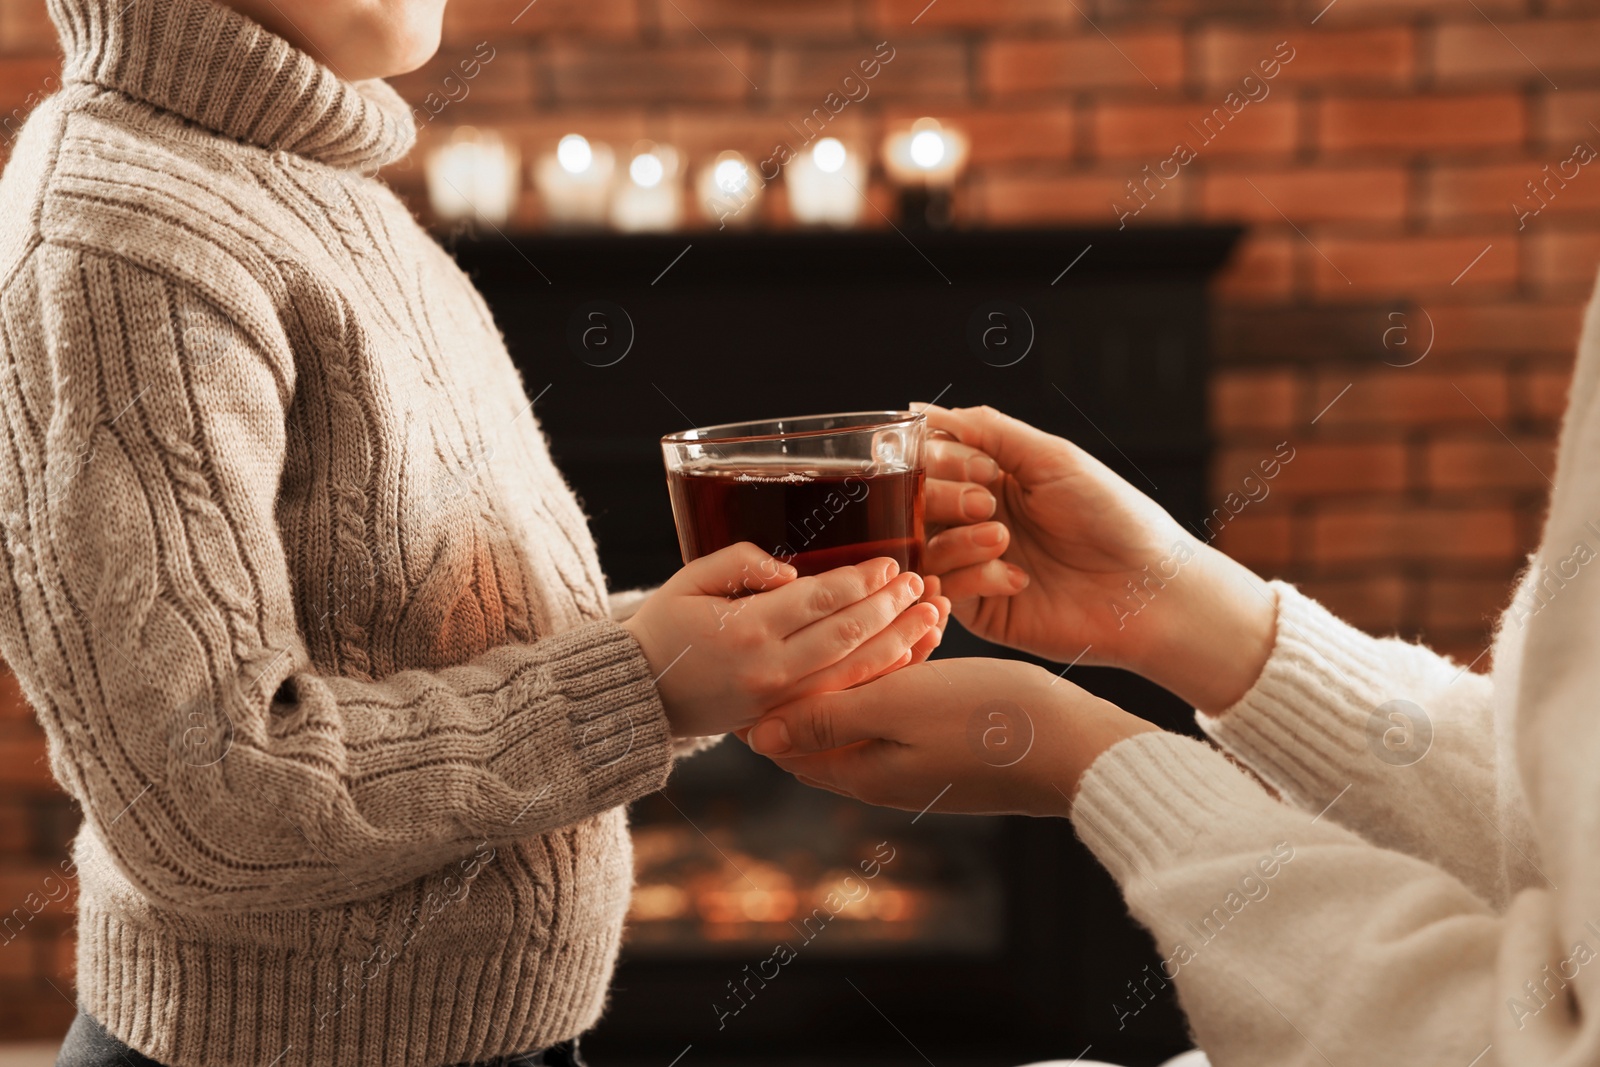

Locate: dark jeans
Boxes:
[57,1009,587,1067]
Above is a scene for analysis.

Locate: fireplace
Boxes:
[449,225,1239,1067]
[626,750,1005,959]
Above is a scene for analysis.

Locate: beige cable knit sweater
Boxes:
[0,0,678,1063]
[1072,274,1600,1062]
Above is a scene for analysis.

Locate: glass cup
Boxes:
[661,410,927,578]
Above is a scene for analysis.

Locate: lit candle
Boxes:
[696,150,763,228]
[786,136,866,227]
[881,118,969,228]
[533,133,615,227]
[882,117,969,187]
[424,126,521,226]
[610,140,683,232]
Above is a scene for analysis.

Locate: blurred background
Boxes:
[0,0,1591,1063]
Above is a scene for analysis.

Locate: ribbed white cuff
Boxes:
[1194,580,1447,810]
[1071,731,1284,885]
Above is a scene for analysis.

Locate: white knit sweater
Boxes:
[1072,280,1600,1065]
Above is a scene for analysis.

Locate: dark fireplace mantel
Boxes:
[447,225,1241,1067]
[448,225,1239,589]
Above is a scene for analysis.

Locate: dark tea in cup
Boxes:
[661,412,927,578]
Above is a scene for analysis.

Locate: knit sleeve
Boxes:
[0,244,672,913]
[1193,580,1518,905]
[1072,733,1515,1067]
[608,585,724,760]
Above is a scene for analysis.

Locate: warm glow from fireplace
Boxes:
[627,824,938,950]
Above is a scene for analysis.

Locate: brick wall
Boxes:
[0,0,1591,1041]
[373,0,1587,663]
[0,661,77,1040]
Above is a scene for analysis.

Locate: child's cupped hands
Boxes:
[622,542,950,738]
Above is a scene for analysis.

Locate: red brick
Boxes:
[0,800,26,855]
[1429,161,1600,224]
[1311,236,1517,297]
[1432,19,1600,85]
[388,47,537,115]
[1312,370,1510,428]
[1524,367,1574,420]
[1308,0,1523,24]
[1427,301,1587,356]
[1528,230,1600,295]
[769,41,967,102]
[983,33,1185,95]
[0,937,34,981]
[0,988,75,1041]
[46,926,73,984]
[0,2,60,54]
[441,0,637,39]
[1092,97,1297,160]
[1200,28,1413,88]
[546,43,758,104]
[1423,576,1518,630]
[0,866,74,929]
[975,171,1185,226]
[665,0,856,35]
[1540,89,1600,143]
[1310,504,1520,564]
[1217,441,1409,495]
[0,667,30,720]
[0,59,61,117]
[1213,232,1297,302]
[1210,511,1294,569]
[883,105,1075,164]
[1104,0,1297,17]
[1202,167,1407,223]
[1297,575,1410,632]
[1319,94,1526,153]
[1426,435,1557,492]
[1209,302,1414,364]
[872,0,1080,28]
[0,737,55,794]
[1212,369,1300,432]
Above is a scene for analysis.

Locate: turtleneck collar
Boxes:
[47,0,417,171]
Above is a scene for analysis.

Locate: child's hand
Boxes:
[622,543,944,738]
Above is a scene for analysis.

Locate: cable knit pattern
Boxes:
[0,0,675,1063]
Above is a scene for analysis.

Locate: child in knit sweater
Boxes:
[0,1,1016,1065]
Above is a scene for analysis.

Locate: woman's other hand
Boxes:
[744,658,1159,815]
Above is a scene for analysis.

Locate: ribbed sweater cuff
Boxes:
[496,619,672,812]
[1072,731,1284,886]
[1193,580,1422,807]
[603,588,724,762]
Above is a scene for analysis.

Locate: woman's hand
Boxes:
[918,433,1015,637]
[914,403,1277,714]
[744,658,1159,815]
[623,543,948,738]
